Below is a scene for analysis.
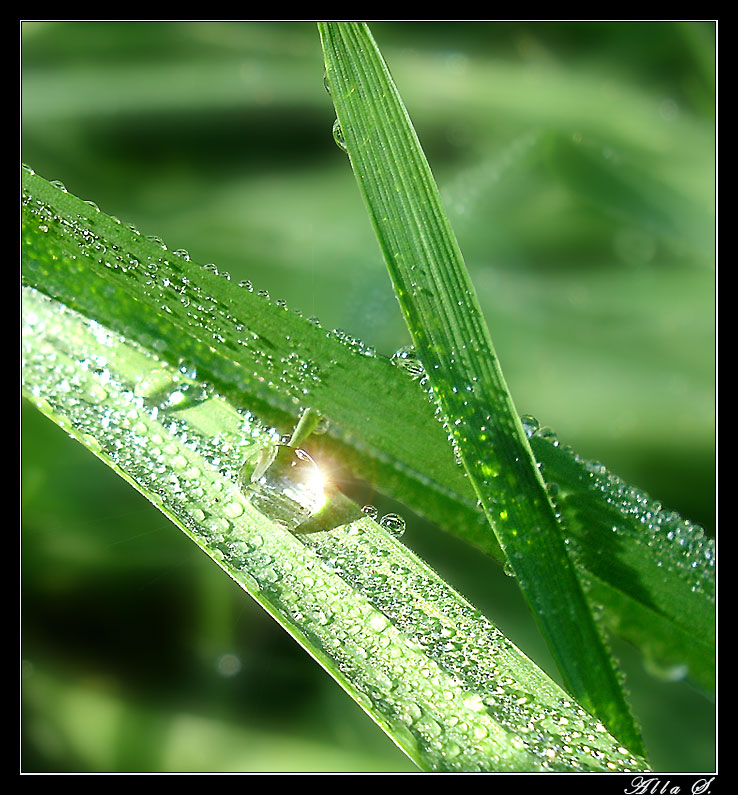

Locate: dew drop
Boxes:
[332,118,348,152]
[240,445,326,531]
[390,345,425,380]
[223,500,245,519]
[170,454,189,471]
[361,505,378,521]
[643,654,689,683]
[82,382,108,404]
[311,414,331,435]
[157,381,213,413]
[534,426,559,446]
[520,414,540,438]
[380,513,406,538]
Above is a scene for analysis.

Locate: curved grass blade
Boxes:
[21,284,649,773]
[319,21,645,756]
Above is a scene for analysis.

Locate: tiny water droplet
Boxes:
[380,513,406,538]
[332,118,348,152]
[223,500,245,519]
[534,425,559,446]
[520,414,540,438]
[158,381,213,412]
[82,382,108,404]
[312,414,331,435]
[170,454,189,471]
[361,505,378,521]
[146,234,167,249]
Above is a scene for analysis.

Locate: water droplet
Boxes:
[157,381,213,412]
[82,382,108,404]
[520,414,540,438]
[380,513,406,538]
[311,414,331,435]
[643,654,689,683]
[223,500,245,519]
[367,613,389,632]
[146,234,167,250]
[361,505,378,521]
[390,345,425,380]
[240,445,326,531]
[533,425,559,446]
[332,118,348,152]
[170,454,189,471]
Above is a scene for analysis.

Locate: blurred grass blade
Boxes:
[319,21,645,756]
[21,282,650,773]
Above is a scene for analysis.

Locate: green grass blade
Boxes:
[21,282,650,773]
[319,21,645,756]
[529,429,715,695]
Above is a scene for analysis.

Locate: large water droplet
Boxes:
[390,345,425,380]
[240,444,326,531]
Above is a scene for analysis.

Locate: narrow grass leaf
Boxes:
[319,21,645,756]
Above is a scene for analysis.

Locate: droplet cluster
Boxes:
[22,171,381,421]
[525,416,715,602]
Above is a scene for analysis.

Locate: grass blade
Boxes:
[319,21,645,756]
[21,282,649,773]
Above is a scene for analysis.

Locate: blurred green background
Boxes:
[21,21,715,772]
